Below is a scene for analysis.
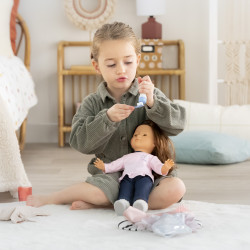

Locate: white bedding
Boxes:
[0,94,31,197]
[0,55,37,130]
[0,55,34,196]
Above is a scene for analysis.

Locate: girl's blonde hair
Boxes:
[91,22,141,61]
[140,120,177,175]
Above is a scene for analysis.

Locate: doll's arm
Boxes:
[94,158,105,171]
[161,159,175,175]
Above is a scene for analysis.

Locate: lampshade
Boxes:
[136,0,166,16]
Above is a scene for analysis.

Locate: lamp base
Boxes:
[141,16,162,39]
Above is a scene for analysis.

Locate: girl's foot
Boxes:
[70,200,95,210]
[26,195,50,207]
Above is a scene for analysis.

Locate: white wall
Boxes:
[18,0,210,143]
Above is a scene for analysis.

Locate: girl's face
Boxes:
[92,39,140,96]
[130,124,155,154]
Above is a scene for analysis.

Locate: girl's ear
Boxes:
[92,59,101,74]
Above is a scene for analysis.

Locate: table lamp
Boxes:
[136,0,166,39]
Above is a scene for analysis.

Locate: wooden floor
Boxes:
[1,143,250,205]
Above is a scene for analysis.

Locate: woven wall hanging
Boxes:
[64,0,116,31]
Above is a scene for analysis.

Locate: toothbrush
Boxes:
[134,93,147,108]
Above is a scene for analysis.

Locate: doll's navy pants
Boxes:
[118,175,153,205]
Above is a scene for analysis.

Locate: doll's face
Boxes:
[130,124,155,154]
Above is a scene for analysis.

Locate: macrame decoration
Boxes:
[244,42,250,103]
[224,42,240,82]
[222,41,250,105]
[218,0,250,105]
[64,0,116,31]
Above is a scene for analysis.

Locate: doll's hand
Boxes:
[107,104,134,122]
[161,159,175,175]
[94,158,105,171]
[138,76,154,108]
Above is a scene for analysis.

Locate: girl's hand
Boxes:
[107,104,134,122]
[138,76,154,108]
[161,159,175,175]
[94,158,105,171]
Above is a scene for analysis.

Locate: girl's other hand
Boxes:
[138,76,154,108]
[107,104,135,122]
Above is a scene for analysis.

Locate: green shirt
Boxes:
[69,79,186,174]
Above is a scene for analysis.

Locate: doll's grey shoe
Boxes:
[114,199,130,216]
[133,199,148,212]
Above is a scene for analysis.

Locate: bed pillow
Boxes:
[0,0,14,57]
[173,99,250,142]
[170,131,250,165]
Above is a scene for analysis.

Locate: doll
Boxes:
[94,120,176,215]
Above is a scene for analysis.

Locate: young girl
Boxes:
[27,22,186,211]
[94,120,176,215]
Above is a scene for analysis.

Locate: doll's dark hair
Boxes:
[140,120,177,175]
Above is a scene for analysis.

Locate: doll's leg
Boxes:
[117,175,134,203]
[132,175,153,212]
[133,175,153,203]
[148,177,186,210]
[26,182,110,208]
[114,175,134,215]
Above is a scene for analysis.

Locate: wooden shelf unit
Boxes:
[138,40,185,100]
[57,40,185,147]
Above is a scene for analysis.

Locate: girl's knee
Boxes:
[159,177,186,205]
[148,177,186,209]
[172,177,186,197]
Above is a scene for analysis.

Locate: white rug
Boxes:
[0,200,250,250]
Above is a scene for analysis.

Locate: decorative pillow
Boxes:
[0,0,14,57]
[10,0,20,54]
[173,99,250,141]
[170,131,250,165]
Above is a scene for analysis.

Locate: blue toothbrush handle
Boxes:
[138,93,147,104]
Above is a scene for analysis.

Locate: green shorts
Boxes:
[86,163,177,204]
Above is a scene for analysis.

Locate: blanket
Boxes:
[0,204,49,223]
[0,94,31,197]
[0,55,35,197]
[0,55,37,130]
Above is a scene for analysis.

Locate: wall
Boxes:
[18,0,210,143]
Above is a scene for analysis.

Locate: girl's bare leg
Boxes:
[70,200,113,210]
[70,201,96,210]
[148,177,186,210]
[26,182,111,208]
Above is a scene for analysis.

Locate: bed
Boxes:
[14,13,33,151]
[0,0,37,197]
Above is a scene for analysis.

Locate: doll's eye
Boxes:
[143,134,147,136]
